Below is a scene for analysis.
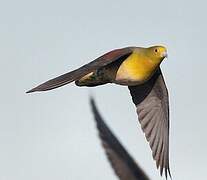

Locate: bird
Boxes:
[27,45,171,178]
[90,96,150,180]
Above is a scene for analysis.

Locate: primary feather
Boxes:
[90,97,150,180]
[128,68,171,179]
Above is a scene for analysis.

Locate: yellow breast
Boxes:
[115,51,158,85]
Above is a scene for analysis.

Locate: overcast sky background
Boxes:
[0,0,206,179]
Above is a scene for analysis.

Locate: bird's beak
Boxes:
[162,51,168,58]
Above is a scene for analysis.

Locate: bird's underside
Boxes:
[74,62,149,87]
[26,46,161,92]
[26,46,171,179]
[128,69,171,179]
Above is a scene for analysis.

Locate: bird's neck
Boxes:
[116,53,160,83]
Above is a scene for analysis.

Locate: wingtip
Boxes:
[89,93,96,106]
[89,95,94,103]
[26,84,50,93]
[26,86,40,93]
[89,95,96,113]
[161,167,172,180]
[167,167,172,180]
[26,89,35,93]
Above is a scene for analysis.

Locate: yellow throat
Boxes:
[115,46,167,85]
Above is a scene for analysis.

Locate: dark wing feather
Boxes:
[128,68,171,179]
[90,97,150,180]
[27,47,132,93]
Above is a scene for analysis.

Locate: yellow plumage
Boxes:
[115,51,158,84]
[76,46,167,86]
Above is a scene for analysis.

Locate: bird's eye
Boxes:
[154,49,158,53]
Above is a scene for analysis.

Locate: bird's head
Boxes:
[146,45,168,65]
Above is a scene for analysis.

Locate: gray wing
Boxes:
[27,47,132,93]
[90,97,150,180]
[128,68,171,179]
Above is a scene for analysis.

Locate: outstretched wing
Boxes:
[90,97,150,180]
[128,68,171,179]
[27,47,132,93]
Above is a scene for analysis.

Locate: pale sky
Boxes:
[0,0,207,179]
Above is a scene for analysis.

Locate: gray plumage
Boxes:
[26,46,171,179]
[26,48,132,93]
[90,97,150,180]
[128,68,171,179]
